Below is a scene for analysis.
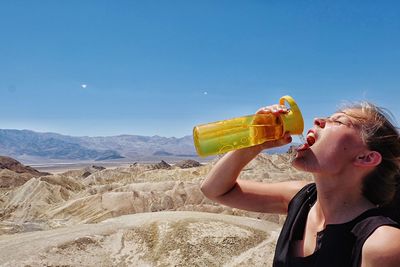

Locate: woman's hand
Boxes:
[256,104,288,115]
[254,104,293,150]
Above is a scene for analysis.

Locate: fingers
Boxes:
[256,104,288,115]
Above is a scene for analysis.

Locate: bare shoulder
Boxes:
[275,180,312,204]
[362,225,400,267]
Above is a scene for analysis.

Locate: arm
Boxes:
[361,226,400,267]
[200,132,308,214]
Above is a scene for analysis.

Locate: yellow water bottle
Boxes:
[193,95,304,157]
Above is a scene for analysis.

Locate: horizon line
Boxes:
[0,128,193,139]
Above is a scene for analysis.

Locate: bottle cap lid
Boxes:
[279,95,304,135]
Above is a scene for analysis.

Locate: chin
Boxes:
[291,157,306,171]
[291,155,316,173]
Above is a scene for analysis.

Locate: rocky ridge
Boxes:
[0,156,50,189]
[0,153,313,266]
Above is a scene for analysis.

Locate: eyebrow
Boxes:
[329,114,356,127]
[329,114,346,119]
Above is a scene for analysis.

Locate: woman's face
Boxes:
[292,109,368,175]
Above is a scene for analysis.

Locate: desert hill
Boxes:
[0,156,49,176]
[0,156,50,190]
[0,153,312,266]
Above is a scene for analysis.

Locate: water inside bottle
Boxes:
[194,114,284,157]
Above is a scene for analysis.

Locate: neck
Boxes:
[312,174,376,226]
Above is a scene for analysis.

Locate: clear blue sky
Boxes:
[1,1,399,139]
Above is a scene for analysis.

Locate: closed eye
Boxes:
[325,116,345,125]
[327,113,355,127]
[332,120,344,125]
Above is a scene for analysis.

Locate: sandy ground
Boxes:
[0,211,281,267]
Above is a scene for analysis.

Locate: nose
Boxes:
[314,117,326,128]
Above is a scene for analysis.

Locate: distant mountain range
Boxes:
[0,129,294,163]
[0,129,195,162]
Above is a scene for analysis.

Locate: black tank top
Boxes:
[273,183,399,267]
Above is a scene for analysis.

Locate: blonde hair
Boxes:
[341,102,400,206]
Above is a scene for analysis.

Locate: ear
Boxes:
[354,151,382,167]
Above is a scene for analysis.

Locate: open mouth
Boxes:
[306,131,316,146]
[296,130,316,152]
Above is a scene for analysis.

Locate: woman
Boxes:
[201,102,400,267]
